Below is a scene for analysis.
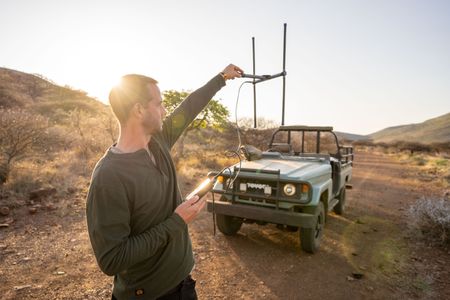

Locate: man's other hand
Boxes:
[175,195,207,224]
[221,64,243,80]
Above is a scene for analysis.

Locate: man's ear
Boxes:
[132,103,144,118]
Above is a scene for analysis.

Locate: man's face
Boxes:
[140,84,166,135]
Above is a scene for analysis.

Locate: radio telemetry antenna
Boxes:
[241,23,288,128]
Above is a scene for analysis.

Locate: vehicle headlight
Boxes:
[283,184,296,196]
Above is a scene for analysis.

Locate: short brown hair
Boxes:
[109,74,158,124]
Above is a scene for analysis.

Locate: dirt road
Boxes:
[1,151,449,299]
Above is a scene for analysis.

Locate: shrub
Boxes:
[409,196,450,246]
[0,108,49,184]
[413,155,427,166]
[435,159,448,167]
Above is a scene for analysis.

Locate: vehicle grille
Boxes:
[237,178,278,197]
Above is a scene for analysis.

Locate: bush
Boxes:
[0,108,49,184]
[413,155,427,166]
[409,196,450,246]
[435,159,448,167]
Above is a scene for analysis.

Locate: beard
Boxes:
[141,115,163,135]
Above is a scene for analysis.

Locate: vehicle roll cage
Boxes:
[268,126,354,166]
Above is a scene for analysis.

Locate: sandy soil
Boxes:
[0,151,449,299]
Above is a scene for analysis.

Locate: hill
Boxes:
[368,112,450,144]
[334,131,368,142]
[0,67,107,119]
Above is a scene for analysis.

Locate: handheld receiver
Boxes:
[186,178,215,205]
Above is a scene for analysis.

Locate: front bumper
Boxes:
[206,199,316,228]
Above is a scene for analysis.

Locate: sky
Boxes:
[1,0,449,135]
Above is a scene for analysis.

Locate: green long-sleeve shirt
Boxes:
[86,74,226,299]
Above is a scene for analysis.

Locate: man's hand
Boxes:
[175,194,207,224]
[221,64,243,80]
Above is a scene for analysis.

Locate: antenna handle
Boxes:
[241,73,271,80]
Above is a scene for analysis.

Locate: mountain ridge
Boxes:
[368,112,450,143]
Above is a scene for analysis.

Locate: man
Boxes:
[86,64,243,300]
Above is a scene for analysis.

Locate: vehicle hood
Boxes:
[233,157,331,182]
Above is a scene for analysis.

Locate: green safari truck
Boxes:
[207,125,354,253]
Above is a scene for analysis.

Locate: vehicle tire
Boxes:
[333,187,346,215]
[216,214,243,236]
[300,202,325,253]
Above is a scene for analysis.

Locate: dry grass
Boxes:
[3,150,91,196]
[355,145,450,189]
[396,152,450,188]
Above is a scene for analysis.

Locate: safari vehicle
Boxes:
[206,125,353,253]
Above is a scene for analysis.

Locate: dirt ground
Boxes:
[0,150,449,299]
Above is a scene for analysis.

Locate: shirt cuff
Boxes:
[171,212,188,229]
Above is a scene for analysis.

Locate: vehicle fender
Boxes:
[310,178,333,206]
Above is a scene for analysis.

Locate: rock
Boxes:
[0,244,7,250]
[0,206,10,216]
[29,188,56,200]
[28,207,38,214]
[14,285,32,291]
[4,217,14,224]
[352,272,364,279]
[45,203,57,211]
[54,271,65,275]
[0,223,10,228]
[346,276,355,281]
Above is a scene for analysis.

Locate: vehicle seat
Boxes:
[269,143,294,155]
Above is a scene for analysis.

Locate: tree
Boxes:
[0,109,48,184]
[237,117,279,129]
[100,110,119,144]
[68,109,111,160]
[162,90,229,156]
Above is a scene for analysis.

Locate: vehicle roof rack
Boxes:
[278,125,334,131]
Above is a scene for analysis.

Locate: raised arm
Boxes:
[161,64,243,148]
